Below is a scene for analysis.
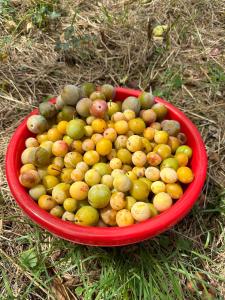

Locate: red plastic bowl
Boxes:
[6,87,207,246]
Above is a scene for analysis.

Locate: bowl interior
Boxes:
[6,87,207,246]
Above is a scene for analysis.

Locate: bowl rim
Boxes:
[5,87,207,246]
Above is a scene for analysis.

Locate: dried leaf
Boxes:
[26,22,34,32]
[210,48,220,57]
[51,278,70,300]
[0,219,2,234]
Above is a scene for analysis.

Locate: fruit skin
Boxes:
[160,167,178,184]
[139,178,152,191]
[71,140,83,154]
[20,163,36,174]
[52,140,68,157]
[52,183,70,204]
[47,127,62,142]
[145,167,160,181]
[138,92,154,109]
[40,141,53,154]
[38,195,56,211]
[150,122,161,130]
[61,105,76,121]
[34,147,51,167]
[126,171,137,181]
[176,145,192,159]
[50,205,64,218]
[55,95,65,110]
[90,100,108,118]
[130,180,149,201]
[111,169,124,178]
[122,96,140,114]
[101,175,113,189]
[132,151,147,167]
[70,181,89,201]
[132,167,145,178]
[60,168,73,184]
[113,175,132,192]
[142,137,152,153]
[37,167,48,179]
[127,135,143,152]
[71,169,84,182]
[92,119,107,133]
[21,147,37,165]
[168,136,180,153]
[64,152,83,168]
[100,84,115,100]
[66,119,85,140]
[100,206,117,226]
[25,137,39,148]
[116,209,134,227]
[125,196,136,211]
[76,161,89,173]
[107,102,120,117]
[161,120,180,136]
[36,133,48,144]
[112,112,125,122]
[141,109,157,124]
[84,126,93,138]
[27,115,48,134]
[103,128,117,142]
[166,183,183,199]
[123,109,136,121]
[152,103,168,120]
[90,91,106,101]
[114,135,128,150]
[114,120,129,135]
[154,130,169,144]
[148,203,158,217]
[39,102,57,119]
[154,144,171,160]
[143,127,155,141]
[29,184,46,200]
[147,152,162,166]
[43,175,59,192]
[83,151,100,166]
[57,121,68,135]
[128,118,146,134]
[19,170,40,188]
[110,192,126,210]
[131,202,151,222]
[63,198,78,212]
[110,158,122,170]
[76,98,92,117]
[177,167,194,184]
[117,149,132,164]
[175,152,189,166]
[85,169,101,186]
[151,181,166,194]
[62,211,75,221]
[61,84,80,106]
[96,138,112,156]
[177,132,187,145]
[63,135,73,146]
[80,82,96,97]
[88,184,111,209]
[75,206,99,226]
[153,192,172,212]
[161,158,179,171]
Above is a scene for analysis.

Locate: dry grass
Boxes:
[0,0,225,299]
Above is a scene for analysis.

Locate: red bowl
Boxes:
[5,87,207,246]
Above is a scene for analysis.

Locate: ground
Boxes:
[0,0,225,299]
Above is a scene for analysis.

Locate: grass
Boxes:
[0,0,225,299]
